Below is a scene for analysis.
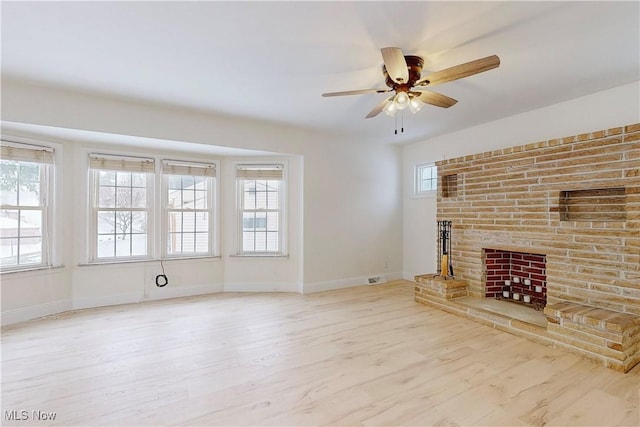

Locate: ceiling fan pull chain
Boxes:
[394,112,398,135]
[401,111,404,133]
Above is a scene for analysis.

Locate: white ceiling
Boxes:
[2,1,639,145]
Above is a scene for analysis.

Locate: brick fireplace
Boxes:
[414,123,640,372]
[483,249,547,308]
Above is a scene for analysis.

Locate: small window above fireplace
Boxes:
[414,163,437,196]
[559,187,626,222]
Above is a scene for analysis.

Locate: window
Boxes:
[89,154,154,261]
[236,164,285,255]
[0,142,54,270]
[415,163,437,195]
[162,160,216,257]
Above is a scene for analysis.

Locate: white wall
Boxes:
[302,139,403,292]
[1,267,71,324]
[1,79,404,324]
[402,81,640,280]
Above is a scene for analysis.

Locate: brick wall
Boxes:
[484,249,547,304]
[436,123,640,315]
[484,249,511,297]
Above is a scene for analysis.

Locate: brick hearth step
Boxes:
[544,302,640,372]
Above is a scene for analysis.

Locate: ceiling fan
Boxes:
[322,47,500,120]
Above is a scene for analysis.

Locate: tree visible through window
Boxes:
[0,161,45,267]
[0,143,53,270]
[96,171,148,258]
[90,154,154,260]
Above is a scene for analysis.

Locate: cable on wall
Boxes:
[155,261,168,287]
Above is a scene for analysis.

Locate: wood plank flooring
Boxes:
[2,280,639,426]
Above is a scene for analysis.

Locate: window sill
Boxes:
[1,264,65,276]
[79,256,221,267]
[162,255,223,262]
[229,253,289,259]
[411,191,437,200]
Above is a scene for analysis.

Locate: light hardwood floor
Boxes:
[2,280,639,426]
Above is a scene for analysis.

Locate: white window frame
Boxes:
[235,162,287,256]
[161,160,218,258]
[0,140,56,271]
[414,163,438,197]
[88,153,155,263]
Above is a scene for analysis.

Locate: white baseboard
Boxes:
[146,284,223,300]
[4,285,224,325]
[73,284,225,310]
[372,272,404,283]
[223,282,299,293]
[303,272,403,294]
[73,292,142,310]
[2,299,72,326]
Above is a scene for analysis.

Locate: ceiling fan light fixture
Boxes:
[383,101,397,116]
[394,91,410,110]
[409,96,424,114]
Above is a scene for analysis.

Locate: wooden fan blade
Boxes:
[417,55,500,87]
[414,90,458,108]
[381,47,409,84]
[365,96,393,119]
[322,88,390,97]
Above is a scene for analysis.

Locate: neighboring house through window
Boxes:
[162,160,216,257]
[236,164,285,255]
[0,142,54,270]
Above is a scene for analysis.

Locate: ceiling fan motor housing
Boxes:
[382,55,425,91]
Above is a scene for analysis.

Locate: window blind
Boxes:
[236,164,284,180]
[161,160,216,177]
[89,153,155,173]
[1,141,54,164]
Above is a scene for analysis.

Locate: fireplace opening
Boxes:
[483,249,547,309]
